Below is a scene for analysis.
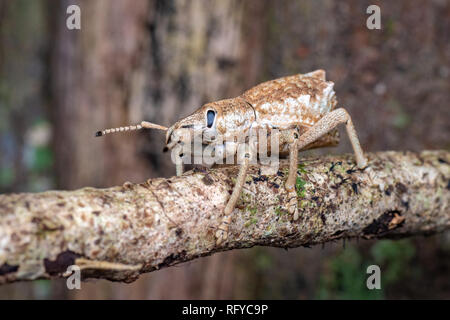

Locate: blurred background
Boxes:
[0,0,449,299]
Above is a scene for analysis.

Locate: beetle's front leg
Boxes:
[215,146,253,245]
[283,128,300,220]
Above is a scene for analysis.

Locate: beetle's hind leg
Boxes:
[283,107,367,220]
[298,108,367,168]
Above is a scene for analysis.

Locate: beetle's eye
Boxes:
[206,110,215,128]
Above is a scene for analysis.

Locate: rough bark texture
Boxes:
[0,150,448,284]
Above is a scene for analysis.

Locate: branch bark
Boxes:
[0,151,449,284]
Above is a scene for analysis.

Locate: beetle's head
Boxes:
[164,97,256,153]
[95,97,256,175]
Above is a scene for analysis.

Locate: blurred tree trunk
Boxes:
[49,0,261,299]
[49,0,153,299]
[49,0,151,189]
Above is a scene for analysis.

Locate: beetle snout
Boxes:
[163,127,193,152]
[163,128,177,152]
[163,127,174,152]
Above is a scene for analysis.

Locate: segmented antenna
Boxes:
[95,121,168,137]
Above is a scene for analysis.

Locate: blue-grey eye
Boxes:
[207,110,215,128]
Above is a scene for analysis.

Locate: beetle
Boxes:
[96,70,367,244]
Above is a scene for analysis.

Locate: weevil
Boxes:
[96,70,367,244]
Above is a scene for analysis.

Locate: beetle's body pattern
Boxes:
[171,70,339,158]
[96,69,367,245]
[242,70,340,153]
[244,71,336,129]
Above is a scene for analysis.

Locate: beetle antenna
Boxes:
[95,121,168,137]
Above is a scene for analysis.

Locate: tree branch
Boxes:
[0,151,449,284]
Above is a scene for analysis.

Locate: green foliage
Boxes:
[317,246,383,300]
[317,240,417,300]
[254,250,273,272]
[0,168,14,187]
[385,17,396,37]
[31,146,53,173]
[32,279,52,299]
[371,239,416,285]
[387,99,411,129]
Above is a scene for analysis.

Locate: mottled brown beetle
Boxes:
[96,70,367,244]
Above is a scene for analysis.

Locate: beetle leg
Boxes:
[173,144,184,176]
[176,162,184,176]
[297,108,367,168]
[283,128,300,220]
[215,149,252,245]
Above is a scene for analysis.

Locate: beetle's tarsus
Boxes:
[287,194,299,220]
[215,216,231,245]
